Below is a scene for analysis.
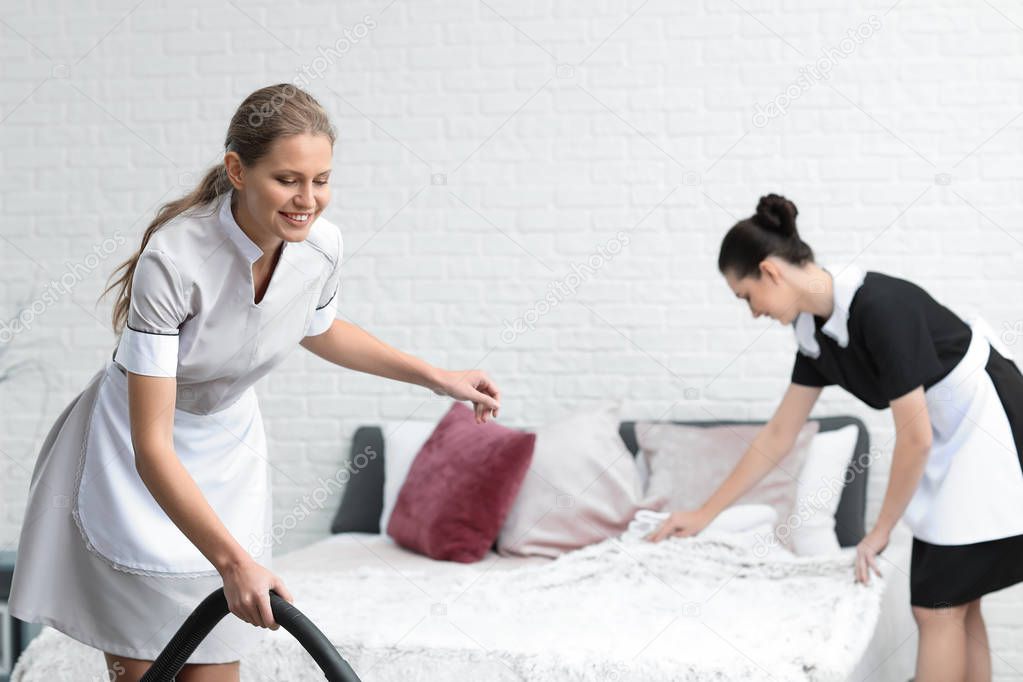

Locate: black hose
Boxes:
[139,588,362,681]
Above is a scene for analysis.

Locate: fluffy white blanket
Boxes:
[13,532,884,681]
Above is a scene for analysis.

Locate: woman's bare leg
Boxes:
[102,652,150,681]
[176,661,240,682]
[964,598,992,682]
[102,652,240,682]
[913,603,968,681]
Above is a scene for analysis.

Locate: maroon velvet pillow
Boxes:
[386,401,536,562]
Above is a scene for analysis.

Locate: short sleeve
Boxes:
[858,296,944,402]
[791,351,833,388]
[113,249,188,377]
[304,224,343,337]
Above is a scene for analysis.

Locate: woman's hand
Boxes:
[220,557,294,630]
[645,509,712,542]
[434,368,501,423]
[855,525,890,585]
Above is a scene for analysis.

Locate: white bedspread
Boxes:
[14,529,897,681]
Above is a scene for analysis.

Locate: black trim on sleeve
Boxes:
[126,322,180,336]
[315,283,338,310]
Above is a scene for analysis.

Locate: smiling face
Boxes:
[724,258,802,325]
[226,132,333,249]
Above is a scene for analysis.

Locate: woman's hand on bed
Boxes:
[645,509,711,542]
[433,368,501,423]
[221,557,295,630]
[854,526,889,585]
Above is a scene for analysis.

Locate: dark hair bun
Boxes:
[753,193,798,238]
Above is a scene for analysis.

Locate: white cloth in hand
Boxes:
[621,504,781,554]
[623,509,671,541]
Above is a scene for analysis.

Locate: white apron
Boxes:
[70,357,271,576]
[907,316,1023,545]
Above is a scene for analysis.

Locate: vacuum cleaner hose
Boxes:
[139,588,362,682]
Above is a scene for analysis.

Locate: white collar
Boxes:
[792,264,867,358]
[217,188,283,264]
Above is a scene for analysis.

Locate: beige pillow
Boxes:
[636,420,820,551]
[497,401,645,558]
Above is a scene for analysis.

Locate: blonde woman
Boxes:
[9,84,500,681]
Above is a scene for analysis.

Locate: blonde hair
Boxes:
[101,83,337,334]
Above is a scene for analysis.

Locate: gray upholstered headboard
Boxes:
[331,415,870,548]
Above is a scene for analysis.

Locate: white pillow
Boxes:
[706,504,787,557]
[379,419,438,534]
[790,424,859,556]
[497,401,645,558]
[705,503,777,534]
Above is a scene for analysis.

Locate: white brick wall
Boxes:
[3,0,1023,673]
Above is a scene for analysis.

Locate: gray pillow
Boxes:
[329,426,385,534]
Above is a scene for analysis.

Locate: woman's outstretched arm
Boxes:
[300,318,500,423]
[647,382,822,541]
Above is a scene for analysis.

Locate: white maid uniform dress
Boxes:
[791,264,1023,608]
[8,188,343,662]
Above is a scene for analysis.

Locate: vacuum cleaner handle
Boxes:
[139,587,362,682]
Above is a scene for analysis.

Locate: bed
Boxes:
[12,416,917,681]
